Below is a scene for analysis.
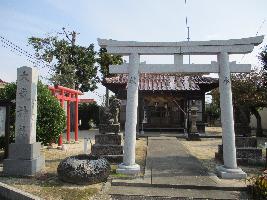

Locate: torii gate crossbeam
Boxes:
[98,36,264,179]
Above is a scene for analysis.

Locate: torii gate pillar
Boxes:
[117,53,141,174]
[216,52,246,178]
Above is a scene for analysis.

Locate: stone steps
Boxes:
[215,137,263,165]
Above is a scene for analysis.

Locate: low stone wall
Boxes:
[0,181,42,200]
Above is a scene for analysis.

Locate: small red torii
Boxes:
[48,85,83,146]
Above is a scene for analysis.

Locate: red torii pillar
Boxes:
[48,85,83,146]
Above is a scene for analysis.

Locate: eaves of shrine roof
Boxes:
[103,73,218,92]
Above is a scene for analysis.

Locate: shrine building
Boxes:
[103,73,218,133]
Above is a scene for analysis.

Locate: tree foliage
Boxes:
[259,45,267,86]
[28,31,98,92]
[211,70,267,136]
[97,47,123,79]
[0,82,66,147]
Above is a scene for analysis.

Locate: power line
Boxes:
[0,35,52,69]
[239,19,266,63]
[185,0,191,64]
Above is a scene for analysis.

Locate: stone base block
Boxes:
[8,142,41,160]
[95,134,122,145]
[3,155,45,176]
[235,137,257,148]
[91,144,123,156]
[187,133,201,141]
[217,145,262,160]
[116,163,140,175]
[102,155,123,164]
[216,165,247,179]
[99,124,120,134]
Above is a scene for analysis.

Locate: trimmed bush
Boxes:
[36,82,66,145]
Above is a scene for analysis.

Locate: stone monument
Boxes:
[92,98,123,163]
[3,66,44,176]
[187,100,201,141]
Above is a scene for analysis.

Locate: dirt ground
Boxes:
[0,132,147,200]
[181,126,266,179]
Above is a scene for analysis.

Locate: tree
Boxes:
[28,28,98,92]
[97,48,123,106]
[211,70,267,136]
[259,45,267,86]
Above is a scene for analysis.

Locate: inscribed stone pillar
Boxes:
[117,53,140,174]
[216,52,246,179]
[3,66,44,176]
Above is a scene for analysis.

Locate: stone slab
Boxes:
[91,144,123,156]
[235,137,257,148]
[216,165,247,179]
[3,155,44,176]
[8,142,41,160]
[99,124,120,134]
[95,134,122,145]
[102,155,123,164]
[0,181,42,200]
[116,163,140,175]
[217,145,262,159]
[15,66,38,144]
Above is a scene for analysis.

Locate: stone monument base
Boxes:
[3,142,45,176]
[216,165,247,179]
[99,124,120,134]
[116,163,140,175]
[187,133,201,141]
[91,134,123,164]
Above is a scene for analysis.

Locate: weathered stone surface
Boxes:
[235,137,257,148]
[92,145,123,156]
[99,124,120,134]
[216,144,262,165]
[95,134,122,145]
[57,154,111,185]
[3,66,44,176]
[102,155,123,163]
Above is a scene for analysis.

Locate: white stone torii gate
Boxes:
[98,36,264,179]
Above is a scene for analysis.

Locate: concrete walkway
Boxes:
[110,137,247,199]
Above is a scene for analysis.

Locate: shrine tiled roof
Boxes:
[104,74,218,91]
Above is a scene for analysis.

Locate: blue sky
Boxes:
[0,0,266,103]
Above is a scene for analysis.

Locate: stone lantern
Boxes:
[188,100,201,141]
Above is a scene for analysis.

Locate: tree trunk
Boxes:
[251,107,263,137]
[105,87,109,107]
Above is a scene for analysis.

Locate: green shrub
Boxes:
[0,81,66,147]
[247,170,267,199]
[36,82,66,145]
